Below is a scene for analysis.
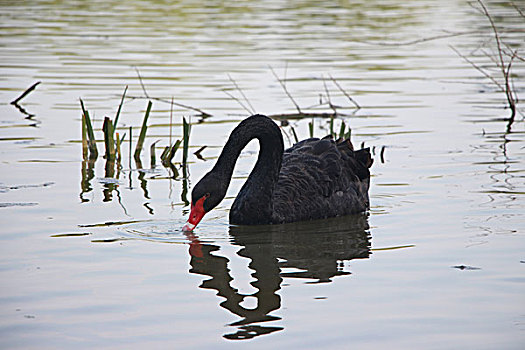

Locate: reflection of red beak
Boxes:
[182,195,207,232]
[184,232,203,258]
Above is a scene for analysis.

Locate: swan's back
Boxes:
[271,136,373,224]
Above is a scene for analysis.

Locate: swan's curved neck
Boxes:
[212,115,284,225]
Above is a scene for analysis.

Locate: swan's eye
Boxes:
[205,193,210,198]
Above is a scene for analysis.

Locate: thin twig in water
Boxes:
[222,89,253,115]
[504,51,518,131]
[169,96,174,147]
[502,41,524,62]
[134,67,149,98]
[450,46,504,92]
[284,61,288,85]
[133,68,210,116]
[510,1,525,18]
[362,30,479,46]
[477,0,505,78]
[127,95,211,117]
[329,75,361,109]
[228,74,256,114]
[322,75,338,115]
[476,0,517,122]
[269,65,302,114]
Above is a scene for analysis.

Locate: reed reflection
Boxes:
[102,159,116,202]
[80,159,95,202]
[186,214,371,340]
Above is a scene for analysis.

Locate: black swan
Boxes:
[182,114,372,231]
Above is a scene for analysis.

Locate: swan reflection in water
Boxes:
[185,213,371,340]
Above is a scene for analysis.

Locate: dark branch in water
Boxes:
[476,0,517,129]
[11,81,41,105]
[452,0,520,131]
[193,145,207,161]
[12,102,37,120]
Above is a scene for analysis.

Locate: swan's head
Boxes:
[182,172,227,231]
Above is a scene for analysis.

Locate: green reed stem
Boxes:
[150,140,160,168]
[345,127,351,140]
[290,125,299,143]
[129,126,132,169]
[134,101,152,160]
[103,117,116,160]
[160,146,170,163]
[113,85,128,135]
[182,117,191,166]
[80,98,98,160]
[161,139,181,167]
[116,132,122,162]
[81,110,88,160]
[339,120,346,139]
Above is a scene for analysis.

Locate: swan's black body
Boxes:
[188,114,372,227]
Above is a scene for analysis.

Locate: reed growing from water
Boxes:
[134,101,152,161]
[150,140,160,168]
[80,98,98,160]
[102,117,116,160]
[113,86,127,134]
[161,139,181,167]
[339,120,346,139]
[290,125,299,144]
[182,117,191,167]
[115,132,124,162]
[81,109,88,159]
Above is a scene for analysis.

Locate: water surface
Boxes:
[1,0,524,349]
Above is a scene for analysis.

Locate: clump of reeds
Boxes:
[338,120,351,140]
[161,139,181,167]
[80,86,130,162]
[79,86,197,186]
[159,116,192,179]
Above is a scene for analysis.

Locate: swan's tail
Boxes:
[335,138,373,169]
[355,147,373,168]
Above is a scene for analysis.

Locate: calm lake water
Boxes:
[1,0,524,348]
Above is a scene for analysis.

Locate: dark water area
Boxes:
[1,0,524,348]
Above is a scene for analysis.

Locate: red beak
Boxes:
[182,195,207,232]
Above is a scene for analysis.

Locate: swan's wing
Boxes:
[272,137,372,223]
